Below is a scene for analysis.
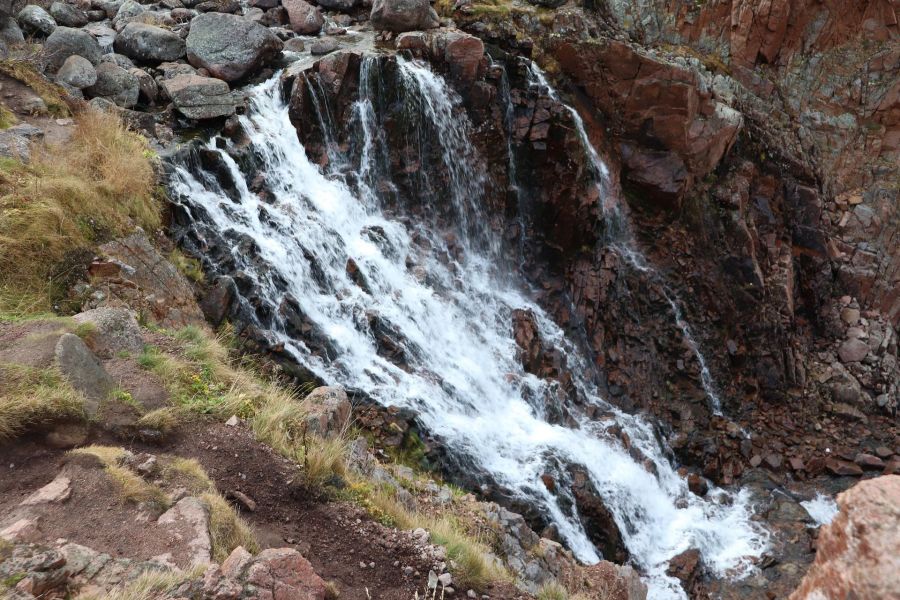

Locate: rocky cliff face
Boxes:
[437,0,898,491]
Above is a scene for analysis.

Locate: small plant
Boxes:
[168,248,205,284]
[110,388,142,410]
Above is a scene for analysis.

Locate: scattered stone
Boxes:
[49,1,88,27]
[162,73,236,119]
[227,490,257,512]
[874,446,893,459]
[687,473,708,496]
[225,414,240,427]
[304,386,351,437]
[54,333,113,415]
[666,548,701,592]
[56,54,97,89]
[114,22,186,62]
[20,475,72,505]
[309,37,339,55]
[764,453,782,470]
[370,0,439,33]
[85,61,139,107]
[853,453,885,470]
[837,338,868,363]
[282,0,322,35]
[825,458,863,477]
[17,5,56,36]
[185,12,283,82]
[283,37,305,52]
[749,454,762,468]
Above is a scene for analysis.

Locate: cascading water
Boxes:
[167,58,767,599]
[525,64,724,415]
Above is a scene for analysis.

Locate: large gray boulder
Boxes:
[85,61,139,107]
[185,13,282,82]
[72,307,144,359]
[54,333,114,416]
[114,22,185,62]
[55,54,97,88]
[370,0,438,33]
[49,1,87,27]
[282,0,322,35]
[43,26,102,71]
[162,73,235,119]
[17,4,55,36]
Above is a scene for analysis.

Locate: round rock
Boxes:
[49,1,88,27]
[84,61,139,107]
[114,22,186,62]
[55,54,97,89]
[17,4,56,36]
[43,26,102,71]
[185,12,282,82]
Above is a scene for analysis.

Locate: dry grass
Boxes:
[0,363,85,441]
[162,456,215,494]
[201,492,260,562]
[73,566,205,600]
[0,57,72,117]
[135,407,180,436]
[0,108,159,314]
[107,463,172,509]
[351,482,507,590]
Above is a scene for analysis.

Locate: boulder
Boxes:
[55,54,97,89]
[54,333,114,415]
[85,61,139,107]
[43,26,102,71]
[17,4,56,36]
[185,12,282,82]
[114,22,185,62]
[370,0,438,33]
[72,307,144,359]
[304,386,351,437]
[790,476,900,600]
[129,67,157,103]
[48,1,87,27]
[157,497,212,566]
[111,0,144,30]
[837,338,868,363]
[100,51,135,69]
[242,548,327,599]
[281,0,321,35]
[0,15,24,44]
[309,37,338,55]
[162,73,236,119]
[0,126,35,161]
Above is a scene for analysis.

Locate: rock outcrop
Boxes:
[790,475,900,600]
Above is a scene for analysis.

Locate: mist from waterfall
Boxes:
[167,58,767,599]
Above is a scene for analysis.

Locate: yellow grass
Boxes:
[201,492,260,562]
[0,363,85,441]
[0,108,159,314]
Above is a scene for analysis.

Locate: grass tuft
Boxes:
[162,457,214,494]
[73,566,204,600]
[135,407,180,435]
[201,492,260,562]
[0,363,85,441]
[0,57,72,117]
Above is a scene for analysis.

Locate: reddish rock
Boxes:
[687,473,708,496]
[282,0,322,34]
[666,548,701,593]
[554,38,741,206]
[788,457,805,471]
[790,475,900,600]
[837,338,869,363]
[854,453,886,470]
[825,458,863,477]
[244,548,326,600]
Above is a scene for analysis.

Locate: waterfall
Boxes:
[525,64,724,415]
[167,59,767,599]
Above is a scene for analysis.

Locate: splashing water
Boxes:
[525,63,724,415]
[168,59,767,599]
[801,494,839,527]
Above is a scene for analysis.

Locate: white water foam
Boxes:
[801,493,839,527]
[168,61,767,599]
